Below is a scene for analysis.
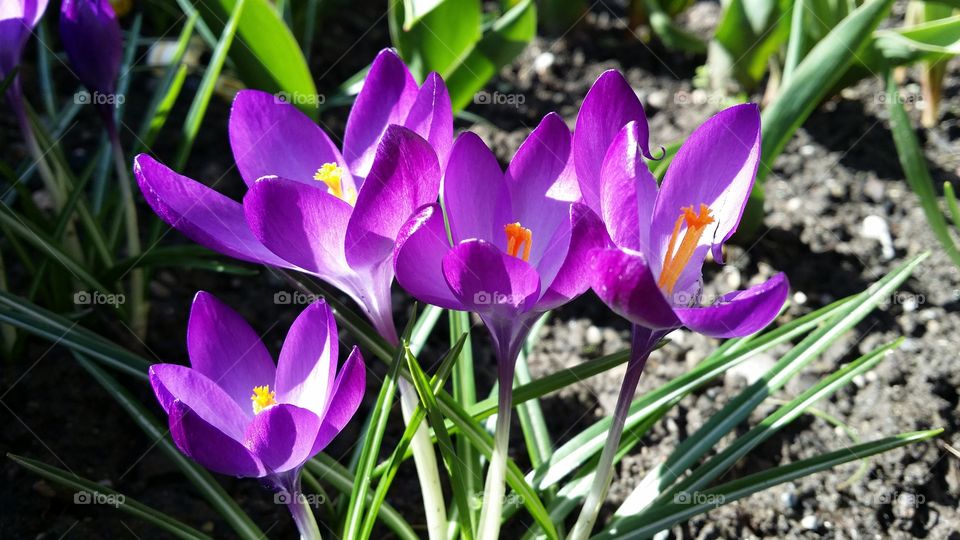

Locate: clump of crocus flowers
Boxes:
[137,51,788,539]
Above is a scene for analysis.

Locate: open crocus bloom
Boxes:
[149,292,364,479]
[134,48,451,340]
[394,112,604,359]
[579,93,788,338]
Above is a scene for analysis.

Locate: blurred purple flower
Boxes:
[568,72,789,539]
[134,49,452,342]
[150,292,364,479]
[0,0,47,91]
[392,112,605,537]
[59,0,121,101]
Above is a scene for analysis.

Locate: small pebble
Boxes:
[800,515,821,530]
[860,215,895,260]
[533,52,555,76]
[585,326,603,346]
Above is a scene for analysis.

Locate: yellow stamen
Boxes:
[657,204,715,294]
[504,222,533,262]
[250,385,277,414]
[313,162,357,205]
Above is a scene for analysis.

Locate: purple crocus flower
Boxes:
[59,0,122,110]
[150,292,364,537]
[393,112,605,539]
[567,71,789,539]
[134,48,451,342]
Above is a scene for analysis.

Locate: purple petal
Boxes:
[591,248,681,330]
[504,113,577,270]
[244,404,322,474]
[243,175,352,278]
[229,90,353,190]
[187,292,276,418]
[311,347,365,453]
[442,240,541,315]
[574,70,653,213]
[275,299,337,416]
[149,364,250,441]
[599,121,659,252]
[0,0,48,77]
[402,72,454,169]
[345,125,441,271]
[537,203,607,311]
[393,203,464,310]
[442,132,512,245]
[675,273,789,338]
[343,49,419,179]
[59,0,121,96]
[651,103,761,271]
[134,154,295,269]
[168,400,266,478]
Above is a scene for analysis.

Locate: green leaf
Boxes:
[360,334,467,538]
[944,182,960,228]
[8,454,212,540]
[390,0,482,81]
[104,245,259,282]
[611,253,927,518]
[441,0,537,111]
[175,0,246,167]
[305,455,418,540]
[651,338,902,509]
[405,345,475,539]
[759,0,894,181]
[710,0,790,88]
[874,14,960,65]
[192,0,318,119]
[341,327,406,540]
[885,72,960,267]
[598,429,943,538]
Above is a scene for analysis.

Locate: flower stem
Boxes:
[477,327,523,540]
[568,326,664,540]
[107,121,147,339]
[278,471,323,540]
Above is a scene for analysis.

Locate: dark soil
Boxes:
[3,0,960,539]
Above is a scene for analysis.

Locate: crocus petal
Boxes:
[1,0,49,77]
[442,132,512,246]
[345,125,441,270]
[187,292,276,418]
[168,400,266,478]
[599,121,659,252]
[675,273,789,338]
[402,72,454,169]
[243,175,352,278]
[275,299,337,416]
[134,154,295,269]
[229,90,353,190]
[311,347,365,453]
[591,248,681,330]
[504,112,577,271]
[574,70,653,213]
[442,240,541,315]
[343,48,419,179]
[244,404,322,474]
[149,364,249,441]
[537,203,607,311]
[651,103,761,269]
[393,204,464,310]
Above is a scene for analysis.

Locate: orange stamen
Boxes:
[657,204,715,294]
[504,222,533,262]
